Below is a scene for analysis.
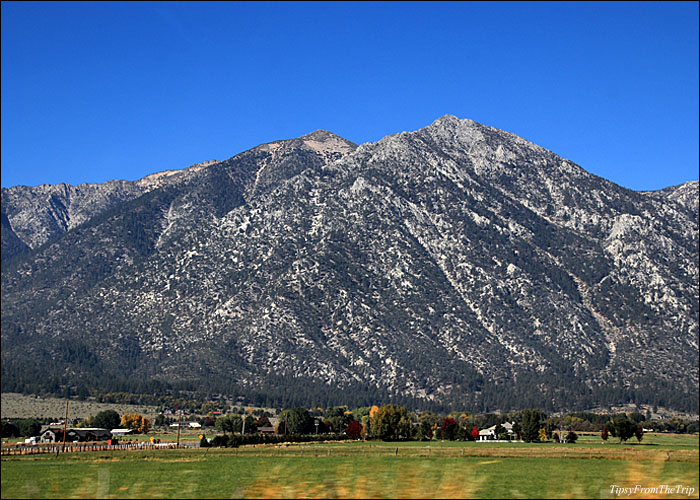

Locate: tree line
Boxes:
[3,403,697,442]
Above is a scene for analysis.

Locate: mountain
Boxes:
[1,116,698,412]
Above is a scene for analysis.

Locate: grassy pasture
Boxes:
[2,436,698,499]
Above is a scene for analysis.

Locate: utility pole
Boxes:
[61,400,69,453]
[176,411,182,449]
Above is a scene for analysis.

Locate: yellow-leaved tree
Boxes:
[121,413,151,434]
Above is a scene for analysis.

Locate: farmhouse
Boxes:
[40,427,112,443]
[478,422,515,441]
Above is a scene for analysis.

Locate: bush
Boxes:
[565,431,578,443]
[211,435,229,447]
[206,432,353,448]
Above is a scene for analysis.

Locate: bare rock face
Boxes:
[1,116,697,413]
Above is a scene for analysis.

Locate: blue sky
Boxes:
[2,1,698,191]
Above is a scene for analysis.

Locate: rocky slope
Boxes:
[1,116,697,412]
[1,160,217,252]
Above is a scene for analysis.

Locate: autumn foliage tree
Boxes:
[601,425,609,441]
[345,420,363,439]
[440,417,457,441]
[471,426,479,440]
[441,418,458,440]
[121,413,151,434]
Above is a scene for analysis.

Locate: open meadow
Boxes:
[2,434,698,499]
[0,393,163,421]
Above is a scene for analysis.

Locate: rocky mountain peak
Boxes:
[299,130,357,156]
[429,113,472,127]
[300,129,344,141]
[254,129,356,157]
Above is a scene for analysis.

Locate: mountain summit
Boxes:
[2,117,697,412]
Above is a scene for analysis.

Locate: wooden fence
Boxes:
[1,441,190,456]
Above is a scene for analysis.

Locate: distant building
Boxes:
[169,422,201,429]
[478,422,515,441]
[40,428,112,443]
[110,429,134,436]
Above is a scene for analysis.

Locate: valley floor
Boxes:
[2,435,698,499]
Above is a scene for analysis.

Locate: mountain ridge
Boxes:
[1,116,697,412]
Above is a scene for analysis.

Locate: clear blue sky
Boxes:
[2,1,698,191]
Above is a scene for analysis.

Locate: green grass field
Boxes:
[2,434,698,499]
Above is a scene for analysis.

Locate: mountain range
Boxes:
[2,115,698,412]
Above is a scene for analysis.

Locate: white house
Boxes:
[478,422,515,441]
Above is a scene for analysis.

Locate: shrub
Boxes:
[211,435,229,447]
